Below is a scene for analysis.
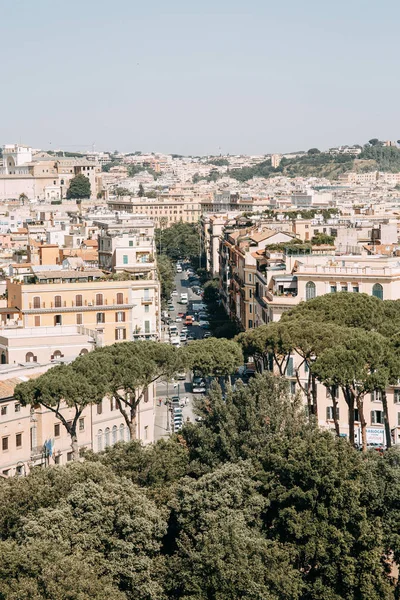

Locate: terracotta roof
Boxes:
[248,230,277,242]
[10,263,31,268]
[0,374,41,400]
[81,240,98,247]
[17,228,28,234]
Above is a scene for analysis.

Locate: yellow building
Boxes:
[7,269,160,346]
[107,197,201,225]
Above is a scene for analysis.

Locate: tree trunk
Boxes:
[71,431,80,461]
[381,389,392,449]
[343,386,355,446]
[311,373,318,419]
[329,387,340,437]
[356,395,367,453]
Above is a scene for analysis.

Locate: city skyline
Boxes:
[2,0,399,155]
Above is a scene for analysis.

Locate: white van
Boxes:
[180,292,188,305]
[176,264,182,273]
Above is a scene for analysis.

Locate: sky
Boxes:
[1,0,399,155]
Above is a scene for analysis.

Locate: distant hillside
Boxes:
[226,144,400,181]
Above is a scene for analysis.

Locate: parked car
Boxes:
[199,320,210,329]
[176,371,186,380]
[192,375,206,393]
[175,316,182,322]
[177,312,185,318]
[171,290,178,296]
[171,396,180,406]
[203,331,211,338]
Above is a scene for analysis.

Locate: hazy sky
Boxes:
[1,0,399,155]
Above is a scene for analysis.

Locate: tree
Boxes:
[157,254,175,305]
[307,147,321,155]
[164,463,302,600]
[115,187,130,196]
[236,322,294,376]
[155,222,200,263]
[138,183,144,197]
[14,359,108,460]
[312,329,389,450]
[369,138,381,146]
[181,338,243,381]
[66,173,91,199]
[95,342,182,439]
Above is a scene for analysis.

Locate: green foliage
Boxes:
[310,232,335,245]
[358,143,400,172]
[207,157,229,166]
[138,183,144,197]
[66,173,91,199]
[155,222,200,262]
[157,254,175,305]
[115,186,130,196]
[181,337,243,378]
[102,161,120,172]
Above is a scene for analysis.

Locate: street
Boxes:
[154,266,204,440]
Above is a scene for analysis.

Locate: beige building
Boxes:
[0,144,101,200]
[0,362,155,477]
[107,196,201,225]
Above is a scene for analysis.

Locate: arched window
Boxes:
[53,350,62,359]
[112,425,117,445]
[97,429,103,452]
[305,281,316,301]
[116,293,123,305]
[104,427,110,447]
[33,296,41,309]
[96,293,103,306]
[79,348,88,355]
[372,283,383,300]
[1,353,6,364]
[54,295,62,308]
[75,294,83,307]
[119,423,125,441]
[25,352,34,362]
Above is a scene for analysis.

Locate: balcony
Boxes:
[264,290,299,305]
[141,297,153,304]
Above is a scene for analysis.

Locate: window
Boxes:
[67,452,73,462]
[394,389,400,404]
[306,281,316,300]
[96,312,105,324]
[54,454,61,464]
[14,403,20,413]
[54,295,62,308]
[115,328,127,340]
[119,423,125,441]
[116,293,124,305]
[115,311,125,322]
[286,357,294,377]
[105,427,110,447]
[80,348,88,355]
[54,423,60,437]
[33,296,41,309]
[248,319,253,328]
[76,294,83,307]
[144,321,150,334]
[79,418,85,431]
[248,274,252,282]
[76,313,83,325]
[372,283,383,300]
[123,255,128,265]
[290,381,296,395]
[371,391,382,403]
[145,304,149,313]
[97,401,103,415]
[97,429,103,452]
[26,352,35,362]
[110,397,115,411]
[1,406,7,416]
[112,425,117,444]
[96,293,103,306]
[330,285,337,294]
[34,316,40,327]
[326,407,339,420]
[16,433,22,447]
[354,408,359,422]
[398,412,400,427]
[341,285,348,292]
[129,240,133,247]
[353,285,359,293]
[54,315,62,326]
[144,425,148,440]
[2,437,8,451]
[249,305,252,314]
[371,410,384,424]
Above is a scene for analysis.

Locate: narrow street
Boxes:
[154,267,203,440]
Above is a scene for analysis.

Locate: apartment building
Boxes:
[219,226,295,330]
[0,362,154,477]
[107,197,201,225]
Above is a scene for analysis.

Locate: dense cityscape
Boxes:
[0,139,399,597]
